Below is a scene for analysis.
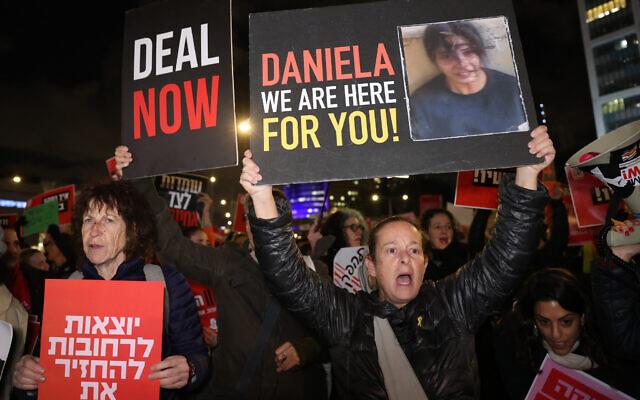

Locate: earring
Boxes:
[532,324,539,338]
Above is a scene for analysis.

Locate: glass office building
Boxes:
[579,0,640,135]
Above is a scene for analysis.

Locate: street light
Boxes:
[402,194,409,201]
[220,199,227,206]
[371,194,380,202]
[210,176,217,183]
[12,176,21,183]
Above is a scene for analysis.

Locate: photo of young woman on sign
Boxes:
[399,17,529,141]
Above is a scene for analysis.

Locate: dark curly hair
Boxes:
[513,268,605,371]
[423,21,486,65]
[72,180,157,262]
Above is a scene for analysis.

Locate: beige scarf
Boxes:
[373,316,429,400]
[542,340,596,371]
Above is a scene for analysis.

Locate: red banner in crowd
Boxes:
[525,356,633,399]
[0,214,18,230]
[419,195,442,216]
[39,280,163,400]
[454,170,507,210]
[188,279,217,332]
[27,185,75,226]
[563,194,598,246]
[233,194,247,233]
[565,166,611,228]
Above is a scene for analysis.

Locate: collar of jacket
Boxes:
[366,291,417,347]
[79,256,145,281]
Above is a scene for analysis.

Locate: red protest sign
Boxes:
[525,356,633,400]
[419,195,442,216]
[28,185,75,226]
[39,280,164,400]
[0,214,18,230]
[233,194,247,233]
[565,166,611,228]
[563,194,598,246]
[454,170,507,210]
[188,280,217,332]
[105,157,118,179]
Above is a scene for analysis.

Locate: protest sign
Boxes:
[0,214,18,230]
[39,279,163,400]
[188,280,217,332]
[105,157,118,179]
[565,166,611,228]
[563,194,598,247]
[23,201,59,236]
[27,185,75,226]
[333,246,371,294]
[419,195,442,217]
[122,0,237,179]
[0,320,11,381]
[249,0,537,184]
[232,193,247,233]
[454,170,507,210]
[154,173,209,228]
[524,355,634,400]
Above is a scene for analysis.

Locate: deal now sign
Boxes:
[121,0,237,179]
[39,280,164,400]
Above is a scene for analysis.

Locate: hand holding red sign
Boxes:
[12,355,44,390]
[148,355,190,389]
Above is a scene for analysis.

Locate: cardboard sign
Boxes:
[525,355,634,400]
[454,170,508,210]
[27,185,75,226]
[565,166,611,228]
[154,173,209,228]
[0,320,11,381]
[249,0,537,184]
[23,201,59,236]
[39,280,164,400]
[333,246,370,294]
[121,0,237,179]
[188,280,217,332]
[0,214,18,230]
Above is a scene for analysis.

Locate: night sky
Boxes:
[0,0,596,200]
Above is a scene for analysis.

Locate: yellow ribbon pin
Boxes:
[417,316,423,328]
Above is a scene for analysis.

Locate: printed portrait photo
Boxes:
[399,16,529,141]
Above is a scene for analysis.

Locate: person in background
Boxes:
[44,224,76,276]
[591,219,640,362]
[240,126,554,399]
[116,146,328,400]
[311,208,368,277]
[2,227,30,314]
[12,180,208,400]
[0,227,28,400]
[420,208,469,281]
[493,267,638,399]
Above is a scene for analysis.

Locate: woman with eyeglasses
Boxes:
[312,209,368,277]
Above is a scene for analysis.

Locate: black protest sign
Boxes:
[122,0,236,179]
[249,0,537,184]
[154,173,209,228]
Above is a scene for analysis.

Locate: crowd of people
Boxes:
[0,125,639,399]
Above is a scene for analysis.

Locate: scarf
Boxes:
[373,316,428,400]
[542,340,596,371]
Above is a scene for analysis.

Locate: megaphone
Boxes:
[567,120,640,246]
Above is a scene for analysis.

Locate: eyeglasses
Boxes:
[343,224,365,233]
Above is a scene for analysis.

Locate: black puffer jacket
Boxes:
[592,225,640,361]
[249,175,547,399]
